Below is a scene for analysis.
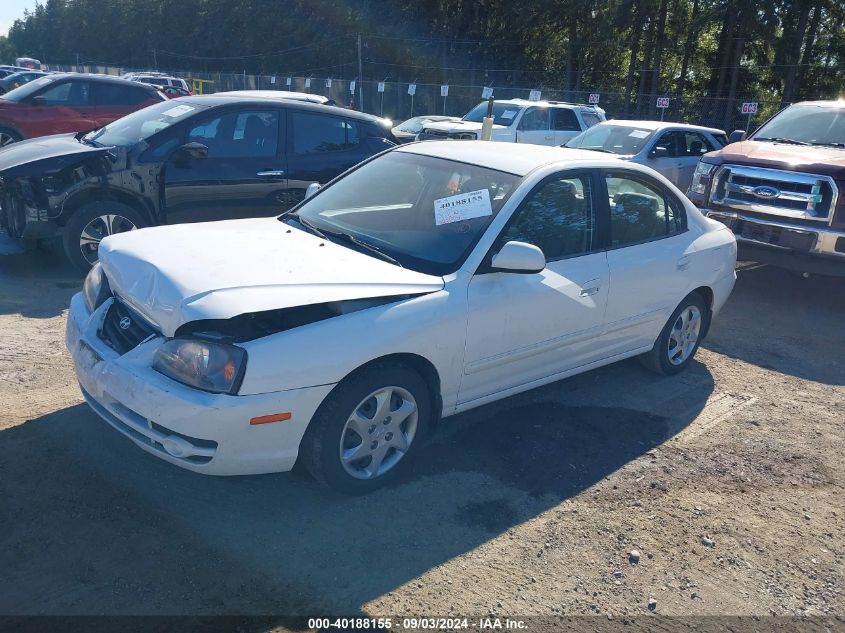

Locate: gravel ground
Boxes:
[0,248,843,622]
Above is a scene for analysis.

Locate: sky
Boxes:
[1,0,38,39]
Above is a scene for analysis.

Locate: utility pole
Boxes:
[357,33,364,113]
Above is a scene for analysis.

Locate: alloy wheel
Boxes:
[339,386,419,480]
[667,305,702,365]
[79,214,138,265]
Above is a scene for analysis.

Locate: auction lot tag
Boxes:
[162,104,195,118]
[482,86,493,99]
[501,110,517,120]
[629,129,650,138]
[434,189,492,226]
[408,83,417,95]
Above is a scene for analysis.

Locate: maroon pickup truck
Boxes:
[687,100,844,275]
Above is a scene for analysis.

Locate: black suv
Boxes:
[0,95,396,269]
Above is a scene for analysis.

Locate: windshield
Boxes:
[0,75,56,102]
[565,124,656,155]
[752,104,845,147]
[395,117,426,133]
[82,100,207,147]
[286,151,520,275]
[463,102,524,126]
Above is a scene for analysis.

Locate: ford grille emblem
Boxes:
[119,316,132,330]
[752,185,780,199]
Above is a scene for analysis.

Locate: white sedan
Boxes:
[66,141,737,493]
[564,120,727,191]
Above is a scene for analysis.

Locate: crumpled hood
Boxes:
[99,217,445,337]
[423,120,506,134]
[0,133,109,176]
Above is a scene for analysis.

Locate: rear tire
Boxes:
[301,362,434,494]
[640,292,709,375]
[62,200,147,271]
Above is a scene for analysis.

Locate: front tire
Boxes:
[0,127,22,147]
[640,292,709,375]
[301,362,434,494]
[62,200,147,271]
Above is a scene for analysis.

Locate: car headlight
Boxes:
[690,161,717,195]
[152,338,247,395]
[82,262,111,312]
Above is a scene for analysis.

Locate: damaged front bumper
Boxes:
[65,292,335,476]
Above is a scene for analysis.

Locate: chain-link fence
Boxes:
[52,63,784,133]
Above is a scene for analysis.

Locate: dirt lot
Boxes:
[1,248,843,621]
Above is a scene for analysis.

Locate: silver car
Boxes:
[564,120,727,192]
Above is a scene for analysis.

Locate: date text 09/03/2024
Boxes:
[307,618,528,630]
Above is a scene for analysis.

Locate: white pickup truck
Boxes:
[418,99,605,146]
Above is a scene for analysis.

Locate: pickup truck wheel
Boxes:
[0,127,22,146]
[62,201,147,271]
[640,293,709,376]
[301,362,434,494]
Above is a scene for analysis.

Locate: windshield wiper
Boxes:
[572,146,616,153]
[810,141,845,148]
[288,214,329,240]
[328,230,403,267]
[755,137,812,146]
[287,215,402,267]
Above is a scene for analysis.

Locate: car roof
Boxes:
[597,119,726,134]
[40,72,161,88]
[397,140,623,176]
[175,94,391,125]
[491,99,597,109]
[215,90,328,103]
[792,100,845,108]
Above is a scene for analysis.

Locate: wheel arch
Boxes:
[688,285,714,337]
[60,187,157,227]
[342,352,444,422]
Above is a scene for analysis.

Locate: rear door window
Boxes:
[552,108,581,131]
[292,111,360,154]
[93,83,151,106]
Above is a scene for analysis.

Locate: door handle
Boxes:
[677,256,691,270]
[579,279,601,297]
[256,170,286,178]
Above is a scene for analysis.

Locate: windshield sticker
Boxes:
[434,189,492,226]
[629,129,650,138]
[501,110,517,120]
[162,104,195,118]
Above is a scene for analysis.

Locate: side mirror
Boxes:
[176,141,208,160]
[490,241,546,274]
[728,130,747,143]
[650,146,670,159]
[304,182,322,200]
[30,95,46,106]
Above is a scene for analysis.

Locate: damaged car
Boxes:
[66,141,737,493]
[0,94,395,270]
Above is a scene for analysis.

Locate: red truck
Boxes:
[0,73,164,146]
[687,100,845,276]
